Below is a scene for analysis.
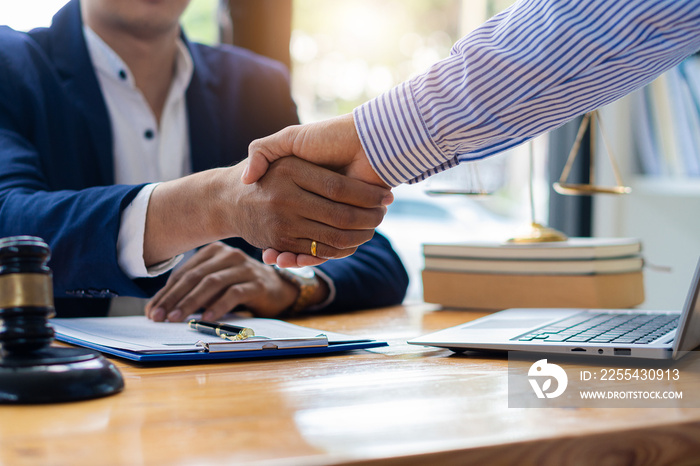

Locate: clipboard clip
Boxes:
[196,335,329,353]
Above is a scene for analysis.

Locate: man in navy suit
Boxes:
[0,0,408,320]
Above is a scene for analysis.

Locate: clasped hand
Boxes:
[243,113,387,267]
[146,155,386,321]
[232,155,391,267]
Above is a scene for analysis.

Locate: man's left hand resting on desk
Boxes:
[145,242,329,322]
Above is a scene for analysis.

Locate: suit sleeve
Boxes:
[0,28,166,299]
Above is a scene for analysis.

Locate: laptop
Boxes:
[408,257,700,360]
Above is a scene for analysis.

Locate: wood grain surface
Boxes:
[1,303,700,466]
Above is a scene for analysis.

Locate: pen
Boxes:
[188,319,255,341]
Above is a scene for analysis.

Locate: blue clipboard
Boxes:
[50,315,387,363]
[54,333,388,362]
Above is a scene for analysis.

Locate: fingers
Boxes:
[147,243,304,322]
[200,282,258,321]
[241,152,272,185]
[261,248,280,265]
[271,251,327,268]
[264,157,388,233]
[272,252,298,268]
[242,126,298,184]
[146,247,217,319]
[237,154,391,262]
[262,248,331,268]
[157,271,225,322]
[237,159,384,258]
[296,254,327,267]
[147,243,248,322]
[307,201,385,234]
[273,224,368,260]
[273,155,392,208]
[291,159,393,208]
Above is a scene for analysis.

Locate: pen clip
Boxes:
[216,329,249,341]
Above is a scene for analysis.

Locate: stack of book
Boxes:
[421,237,645,310]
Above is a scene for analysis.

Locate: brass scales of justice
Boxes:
[425,110,632,243]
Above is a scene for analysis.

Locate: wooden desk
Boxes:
[2,304,700,465]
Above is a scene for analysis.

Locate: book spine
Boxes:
[422,241,641,260]
[421,270,645,310]
[422,256,643,275]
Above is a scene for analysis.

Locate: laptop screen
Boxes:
[672,257,700,358]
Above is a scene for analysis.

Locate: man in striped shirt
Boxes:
[243,0,700,267]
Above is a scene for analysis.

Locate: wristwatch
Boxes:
[273,265,320,314]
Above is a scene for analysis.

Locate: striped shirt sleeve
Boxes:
[354,0,700,187]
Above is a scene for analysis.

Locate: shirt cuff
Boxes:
[353,80,457,186]
[117,183,183,279]
[306,267,336,312]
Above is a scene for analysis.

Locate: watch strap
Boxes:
[273,266,320,314]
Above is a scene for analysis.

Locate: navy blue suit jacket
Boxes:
[0,0,408,317]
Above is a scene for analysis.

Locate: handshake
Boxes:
[143,113,396,273]
[240,113,391,267]
[143,112,398,323]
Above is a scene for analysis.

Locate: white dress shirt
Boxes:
[84,25,193,278]
[83,26,193,314]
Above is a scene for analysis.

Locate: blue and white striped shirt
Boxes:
[354,0,700,187]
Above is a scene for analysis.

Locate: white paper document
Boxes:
[50,315,362,354]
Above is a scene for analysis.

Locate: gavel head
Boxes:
[0,236,55,355]
[0,236,125,404]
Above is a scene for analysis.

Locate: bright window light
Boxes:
[0,1,69,31]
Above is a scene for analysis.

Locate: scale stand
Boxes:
[508,142,568,243]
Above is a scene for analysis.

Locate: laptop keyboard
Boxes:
[516,312,679,345]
